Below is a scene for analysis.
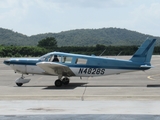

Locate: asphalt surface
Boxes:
[0,56,160,119]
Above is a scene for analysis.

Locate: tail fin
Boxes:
[130,38,156,64]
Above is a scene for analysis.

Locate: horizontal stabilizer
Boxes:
[140,65,153,68]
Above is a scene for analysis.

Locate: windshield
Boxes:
[39,53,52,61]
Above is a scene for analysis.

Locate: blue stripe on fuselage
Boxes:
[65,64,149,70]
[8,58,39,66]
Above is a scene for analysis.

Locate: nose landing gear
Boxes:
[15,74,31,87]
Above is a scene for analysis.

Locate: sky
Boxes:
[0,0,160,36]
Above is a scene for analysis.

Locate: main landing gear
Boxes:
[15,74,31,87]
[54,77,70,87]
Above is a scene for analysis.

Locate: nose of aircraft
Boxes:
[3,59,10,65]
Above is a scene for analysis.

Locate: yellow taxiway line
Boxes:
[147,74,160,80]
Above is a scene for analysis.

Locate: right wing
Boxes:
[36,62,75,76]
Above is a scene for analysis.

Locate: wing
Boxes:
[36,62,75,76]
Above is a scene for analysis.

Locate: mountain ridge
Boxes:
[0,27,159,46]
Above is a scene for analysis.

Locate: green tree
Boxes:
[37,37,57,50]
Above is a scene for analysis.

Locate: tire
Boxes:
[55,79,62,87]
[16,83,23,87]
[62,78,70,85]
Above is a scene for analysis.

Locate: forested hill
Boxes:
[0,27,160,46]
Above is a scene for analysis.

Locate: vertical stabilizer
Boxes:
[130,38,156,64]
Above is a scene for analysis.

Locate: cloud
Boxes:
[0,0,33,21]
[132,2,160,20]
[39,0,134,9]
[0,0,160,36]
[130,2,160,35]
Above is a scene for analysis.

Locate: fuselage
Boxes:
[4,52,150,77]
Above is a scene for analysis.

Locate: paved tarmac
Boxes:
[0,56,160,119]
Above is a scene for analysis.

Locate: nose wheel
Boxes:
[15,74,31,87]
[16,83,23,87]
[54,77,70,87]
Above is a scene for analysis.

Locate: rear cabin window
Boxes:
[76,58,87,64]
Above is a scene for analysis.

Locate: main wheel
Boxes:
[55,79,62,87]
[62,78,70,85]
[16,83,23,87]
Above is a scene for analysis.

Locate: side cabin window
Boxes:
[62,56,72,63]
[75,58,87,64]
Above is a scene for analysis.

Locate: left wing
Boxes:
[36,62,75,76]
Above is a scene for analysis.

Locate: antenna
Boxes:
[117,51,122,56]
[99,49,106,56]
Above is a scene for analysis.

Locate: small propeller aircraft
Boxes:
[4,38,156,87]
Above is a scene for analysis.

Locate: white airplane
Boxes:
[4,38,156,87]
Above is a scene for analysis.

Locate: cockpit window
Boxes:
[39,54,60,62]
[39,54,73,63]
[51,55,59,62]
